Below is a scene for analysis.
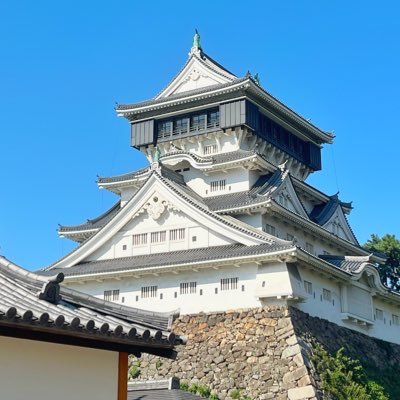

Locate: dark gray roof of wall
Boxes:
[0,256,180,353]
[116,77,248,111]
[98,166,150,184]
[58,201,121,233]
[40,243,292,278]
[128,389,203,400]
[318,254,374,274]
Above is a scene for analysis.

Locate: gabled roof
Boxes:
[155,46,237,99]
[310,194,352,225]
[40,243,293,280]
[0,256,182,357]
[319,254,375,274]
[46,165,280,271]
[116,36,332,144]
[58,201,121,241]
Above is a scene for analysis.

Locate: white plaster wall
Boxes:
[261,214,344,256]
[86,209,234,261]
[294,268,400,344]
[68,263,262,314]
[255,263,294,298]
[0,336,118,400]
[236,214,263,230]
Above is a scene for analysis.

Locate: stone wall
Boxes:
[133,306,317,400]
[133,306,400,399]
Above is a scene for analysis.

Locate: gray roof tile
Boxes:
[0,256,181,352]
[318,254,374,274]
[41,243,292,278]
[128,389,203,400]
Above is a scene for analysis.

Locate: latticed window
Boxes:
[323,288,331,302]
[304,281,312,295]
[392,314,399,326]
[220,277,238,291]
[170,228,185,241]
[151,231,166,243]
[208,110,219,127]
[204,144,218,155]
[210,179,226,192]
[141,286,158,298]
[264,224,276,235]
[191,114,206,131]
[375,308,384,320]
[104,289,119,302]
[180,282,197,295]
[132,233,147,246]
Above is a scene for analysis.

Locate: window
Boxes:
[112,289,120,301]
[264,224,276,235]
[204,144,218,155]
[392,314,399,326]
[192,236,197,242]
[191,114,206,131]
[323,288,331,302]
[375,308,384,320]
[104,289,119,302]
[210,179,226,192]
[122,244,127,251]
[208,110,219,127]
[306,242,314,254]
[141,286,158,298]
[304,281,313,295]
[220,277,239,291]
[170,228,185,241]
[173,118,188,134]
[133,233,147,246]
[158,121,172,137]
[286,233,294,241]
[151,231,166,244]
[180,282,197,295]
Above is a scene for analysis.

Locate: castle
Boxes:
[43,32,400,346]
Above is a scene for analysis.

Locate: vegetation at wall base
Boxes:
[363,234,400,291]
[312,343,389,399]
[180,381,252,400]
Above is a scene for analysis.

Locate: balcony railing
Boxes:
[158,121,220,140]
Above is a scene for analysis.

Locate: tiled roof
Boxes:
[40,243,292,278]
[116,77,248,111]
[58,201,121,233]
[319,254,374,274]
[128,389,203,400]
[0,256,182,355]
[98,166,150,184]
[310,194,342,225]
[128,378,204,400]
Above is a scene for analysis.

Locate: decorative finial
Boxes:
[190,29,202,56]
[193,29,201,49]
[253,73,261,86]
[151,147,162,172]
[245,70,252,78]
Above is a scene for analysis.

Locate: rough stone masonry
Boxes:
[132,306,400,399]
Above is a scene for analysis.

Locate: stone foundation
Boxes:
[134,306,317,400]
[133,306,400,399]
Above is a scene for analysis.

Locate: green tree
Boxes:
[363,234,400,291]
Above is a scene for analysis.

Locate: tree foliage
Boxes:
[312,343,389,400]
[363,234,400,291]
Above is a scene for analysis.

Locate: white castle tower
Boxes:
[43,33,400,344]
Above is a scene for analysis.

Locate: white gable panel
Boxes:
[49,173,268,270]
[86,203,235,262]
[156,55,234,99]
[323,207,358,244]
[272,176,309,220]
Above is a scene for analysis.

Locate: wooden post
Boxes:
[118,352,128,400]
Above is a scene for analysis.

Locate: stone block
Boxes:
[288,385,316,400]
[281,344,302,359]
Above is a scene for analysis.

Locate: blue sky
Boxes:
[0,1,399,269]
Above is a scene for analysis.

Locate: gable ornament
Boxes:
[141,195,180,220]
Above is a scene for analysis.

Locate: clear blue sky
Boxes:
[0,1,399,269]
